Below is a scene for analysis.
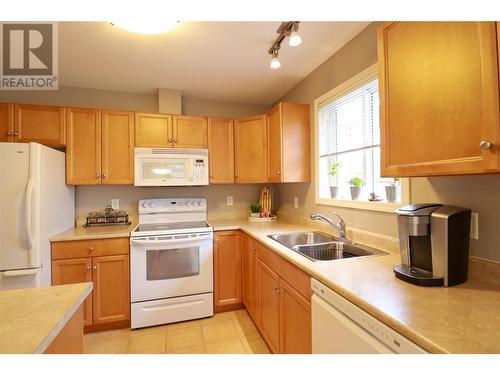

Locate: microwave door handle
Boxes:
[131,236,211,246]
[25,176,36,268]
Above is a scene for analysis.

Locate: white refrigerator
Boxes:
[0,142,75,290]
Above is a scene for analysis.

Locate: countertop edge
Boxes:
[33,282,93,354]
[50,232,130,242]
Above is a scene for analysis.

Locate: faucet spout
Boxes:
[310,212,346,239]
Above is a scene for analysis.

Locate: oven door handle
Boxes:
[130,236,212,246]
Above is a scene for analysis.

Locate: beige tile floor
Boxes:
[84,309,270,354]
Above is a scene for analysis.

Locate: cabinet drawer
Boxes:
[257,242,312,301]
[52,238,129,260]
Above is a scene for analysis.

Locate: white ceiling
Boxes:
[59,21,370,105]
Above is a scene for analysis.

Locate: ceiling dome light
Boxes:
[289,31,302,47]
[111,19,178,35]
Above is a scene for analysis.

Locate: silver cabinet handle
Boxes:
[12,131,18,136]
[102,174,107,179]
[85,265,90,271]
[276,170,281,175]
[96,173,100,178]
[93,265,97,270]
[168,139,173,143]
[174,139,178,143]
[479,140,493,150]
[6,131,13,136]
[89,247,94,253]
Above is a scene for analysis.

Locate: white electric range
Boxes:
[130,198,213,329]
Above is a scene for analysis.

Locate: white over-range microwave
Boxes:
[134,148,209,186]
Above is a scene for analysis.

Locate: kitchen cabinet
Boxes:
[51,258,93,326]
[241,233,258,322]
[134,112,172,147]
[257,259,281,353]
[267,102,310,182]
[208,117,234,183]
[378,22,500,176]
[234,115,267,183]
[14,104,66,147]
[0,103,14,142]
[66,108,134,185]
[51,237,130,331]
[173,115,208,148]
[214,231,242,311]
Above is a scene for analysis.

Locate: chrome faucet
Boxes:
[310,212,346,240]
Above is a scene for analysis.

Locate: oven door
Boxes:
[130,233,213,303]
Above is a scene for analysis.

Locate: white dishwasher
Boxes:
[311,279,427,354]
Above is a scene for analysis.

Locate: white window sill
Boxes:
[315,197,406,213]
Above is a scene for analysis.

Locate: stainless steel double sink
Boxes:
[268,231,388,262]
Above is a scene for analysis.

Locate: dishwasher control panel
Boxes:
[311,279,427,354]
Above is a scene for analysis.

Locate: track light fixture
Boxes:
[268,21,302,69]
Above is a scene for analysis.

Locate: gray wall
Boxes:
[275,22,500,263]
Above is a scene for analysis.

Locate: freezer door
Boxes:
[0,142,32,271]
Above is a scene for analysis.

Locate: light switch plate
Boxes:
[294,197,299,209]
[111,199,119,210]
[470,212,478,240]
[227,196,233,207]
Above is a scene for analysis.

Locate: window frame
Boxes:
[313,63,410,213]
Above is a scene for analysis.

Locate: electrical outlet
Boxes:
[111,199,119,210]
[294,197,299,209]
[226,196,233,207]
[470,212,479,240]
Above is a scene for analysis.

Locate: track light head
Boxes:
[270,49,281,70]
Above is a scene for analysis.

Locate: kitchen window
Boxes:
[314,64,409,212]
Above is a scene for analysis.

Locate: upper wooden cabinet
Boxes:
[213,231,242,311]
[135,112,172,147]
[267,102,310,182]
[208,117,235,184]
[0,103,14,142]
[101,110,134,184]
[66,108,134,185]
[234,115,268,183]
[173,115,208,148]
[378,22,500,176]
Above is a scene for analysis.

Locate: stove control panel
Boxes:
[138,198,207,213]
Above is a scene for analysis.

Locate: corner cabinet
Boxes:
[267,102,310,182]
[234,115,268,183]
[66,108,134,185]
[51,238,130,331]
[378,22,500,176]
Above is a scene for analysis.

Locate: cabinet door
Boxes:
[0,103,14,142]
[214,231,242,309]
[208,117,234,183]
[52,258,93,326]
[234,115,268,183]
[134,112,172,147]
[379,22,500,176]
[66,108,101,185]
[267,104,283,182]
[241,234,256,318]
[101,110,134,184]
[172,115,208,148]
[257,260,280,353]
[92,255,130,325]
[280,278,311,354]
[13,104,66,146]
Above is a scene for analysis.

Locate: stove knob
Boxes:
[141,202,147,208]
[197,201,202,207]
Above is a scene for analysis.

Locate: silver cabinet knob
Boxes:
[276,171,281,175]
[168,139,173,143]
[479,140,493,150]
[174,139,178,143]
[89,247,94,253]
[12,131,18,136]
[93,265,97,270]
[85,265,90,271]
[102,174,107,179]
[96,173,100,178]
[6,131,13,136]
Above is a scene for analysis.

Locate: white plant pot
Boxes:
[330,186,339,199]
[250,213,260,218]
[350,186,361,200]
[385,185,401,203]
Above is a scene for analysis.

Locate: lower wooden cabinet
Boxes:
[213,231,242,311]
[51,238,130,331]
[242,233,258,321]
[257,259,281,353]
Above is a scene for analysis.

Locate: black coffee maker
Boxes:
[393,204,471,287]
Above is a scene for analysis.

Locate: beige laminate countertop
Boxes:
[50,224,133,242]
[0,282,92,354]
[209,219,500,354]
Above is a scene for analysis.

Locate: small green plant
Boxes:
[393,177,400,185]
[250,202,261,214]
[328,162,341,176]
[348,176,364,187]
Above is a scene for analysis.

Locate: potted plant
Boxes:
[385,178,401,203]
[348,176,364,200]
[250,203,261,218]
[328,162,341,198]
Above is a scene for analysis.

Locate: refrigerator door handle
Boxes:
[2,269,38,277]
[25,176,35,268]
